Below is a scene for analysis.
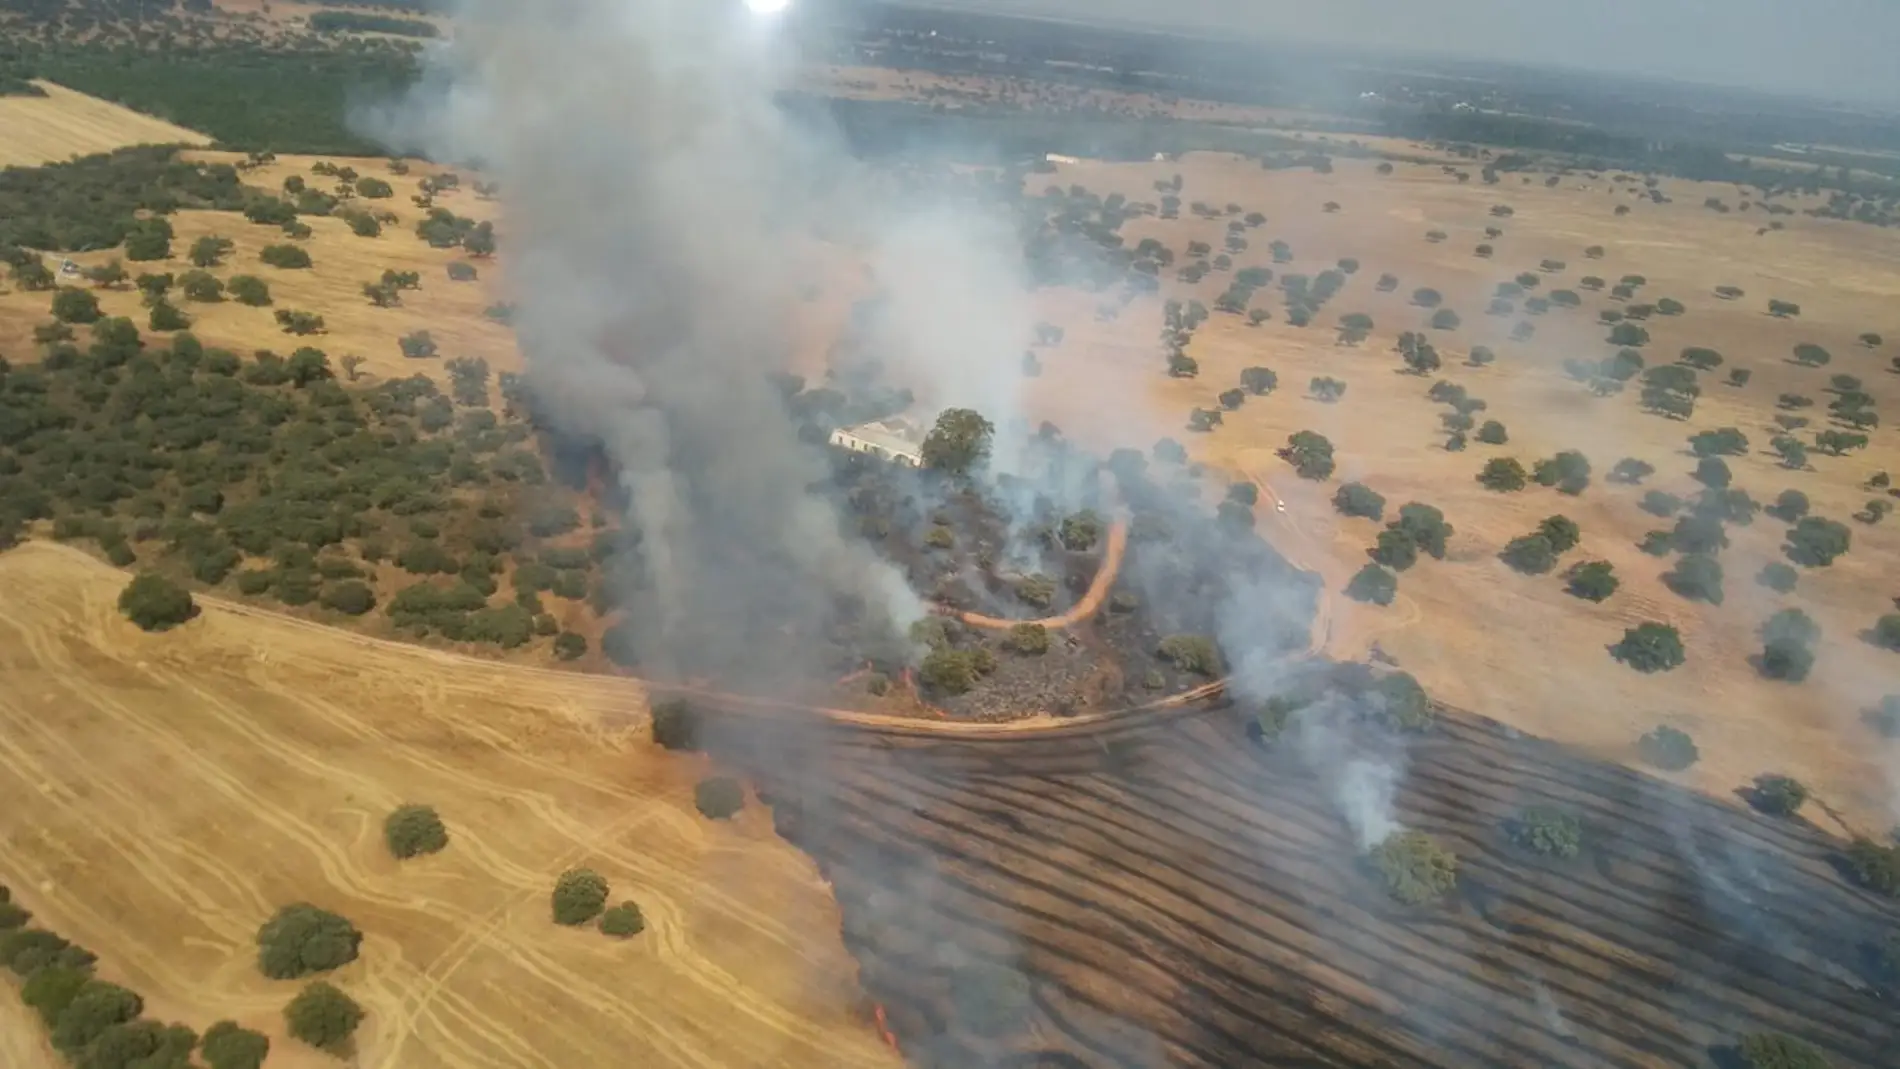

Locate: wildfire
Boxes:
[872,1002,900,1054]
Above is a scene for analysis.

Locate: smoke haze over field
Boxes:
[366,0,1045,685]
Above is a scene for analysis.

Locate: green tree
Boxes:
[1507,806,1582,859]
[21,965,90,1027]
[1785,516,1850,566]
[50,980,142,1055]
[1282,430,1335,480]
[920,408,995,475]
[117,572,196,631]
[1332,482,1385,520]
[1499,533,1557,575]
[1612,622,1685,672]
[51,286,102,324]
[1372,526,1419,571]
[84,258,127,288]
[1390,503,1453,558]
[149,299,191,332]
[284,981,362,1053]
[695,777,745,820]
[256,904,362,979]
[1532,451,1591,494]
[649,699,701,751]
[1157,634,1220,676]
[1638,725,1699,770]
[384,804,448,859]
[201,1020,270,1069]
[1476,456,1527,492]
[1538,515,1580,553]
[190,235,234,268]
[1664,553,1724,604]
[260,244,313,269]
[228,275,271,306]
[1757,561,1798,593]
[599,902,645,938]
[1344,563,1397,606]
[1476,420,1507,444]
[1565,560,1618,601]
[178,269,224,302]
[551,868,609,926]
[1367,830,1458,905]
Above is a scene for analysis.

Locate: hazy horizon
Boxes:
[897,0,1900,110]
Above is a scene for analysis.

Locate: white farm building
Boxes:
[829,417,925,467]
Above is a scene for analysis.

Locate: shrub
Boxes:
[201,1020,271,1069]
[1736,1032,1831,1069]
[1538,515,1580,553]
[259,244,313,269]
[1475,420,1507,444]
[1565,560,1618,601]
[1507,806,1582,859]
[1749,774,1809,816]
[229,275,272,306]
[52,286,102,323]
[1367,830,1458,905]
[649,699,701,750]
[695,776,745,820]
[599,902,645,938]
[1612,623,1685,672]
[1638,725,1699,770]
[551,868,610,926]
[1499,534,1557,575]
[1345,563,1397,606]
[1157,634,1220,676]
[284,981,362,1053]
[1004,623,1050,655]
[384,804,449,859]
[256,903,362,979]
[1372,527,1418,571]
[117,572,197,631]
[319,580,376,616]
[1333,481,1385,520]
[1845,837,1900,896]
[1477,456,1527,492]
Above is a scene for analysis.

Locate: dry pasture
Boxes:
[0,150,519,385]
[0,81,210,168]
[1019,151,1900,831]
[0,541,898,1069]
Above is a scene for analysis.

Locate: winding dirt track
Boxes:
[950,519,1130,631]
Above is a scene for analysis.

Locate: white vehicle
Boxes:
[1275,500,1287,513]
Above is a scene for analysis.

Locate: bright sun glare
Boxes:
[745,0,790,14]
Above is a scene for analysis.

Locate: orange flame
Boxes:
[872,1002,900,1054]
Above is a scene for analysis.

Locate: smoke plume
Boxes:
[361,0,1059,684]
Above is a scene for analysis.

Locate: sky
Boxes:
[934,0,1900,108]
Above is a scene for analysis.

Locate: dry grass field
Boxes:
[0,81,210,168]
[1018,151,1900,832]
[0,151,520,386]
[0,541,899,1069]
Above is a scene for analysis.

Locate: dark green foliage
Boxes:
[1507,806,1582,859]
[74,1018,197,1068]
[117,572,196,631]
[229,275,271,306]
[1371,526,1418,571]
[1344,563,1397,606]
[259,244,312,269]
[22,965,90,1026]
[552,869,610,926]
[0,147,247,252]
[284,981,363,1053]
[1499,533,1557,575]
[553,632,588,660]
[695,777,745,820]
[1784,516,1850,567]
[52,287,102,324]
[1638,725,1699,770]
[318,580,376,615]
[1663,553,1724,605]
[310,11,439,36]
[1157,634,1220,676]
[1538,515,1580,553]
[1475,419,1506,444]
[1613,623,1686,672]
[383,804,448,859]
[1532,450,1591,494]
[1565,560,1618,601]
[1757,561,1799,593]
[49,979,142,1055]
[1004,622,1050,655]
[1332,481,1384,520]
[1749,774,1809,816]
[1281,429,1335,479]
[1845,837,1900,896]
[1477,456,1527,492]
[1692,457,1731,489]
[255,904,362,980]
[1390,503,1453,558]
[1767,489,1810,522]
[1640,490,1682,517]
[201,1020,270,1069]
[598,902,645,938]
[650,699,701,751]
[1736,1032,1830,1069]
[1367,830,1458,904]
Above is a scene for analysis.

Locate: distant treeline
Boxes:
[308,11,438,38]
[0,44,418,155]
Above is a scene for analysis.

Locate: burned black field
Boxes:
[711,701,1900,1068]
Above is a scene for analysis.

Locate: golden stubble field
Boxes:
[0,81,210,168]
[0,149,521,388]
[0,541,898,1069]
[1020,150,1900,832]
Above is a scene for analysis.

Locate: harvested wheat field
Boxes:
[0,151,519,384]
[1017,151,1900,830]
[0,81,210,168]
[0,541,898,1069]
[716,699,1900,1068]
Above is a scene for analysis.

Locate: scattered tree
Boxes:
[1565,560,1618,601]
[552,868,610,926]
[695,776,745,820]
[1344,563,1397,606]
[1612,622,1685,672]
[383,804,449,859]
[117,572,196,631]
[284,981,362,1054]
[1367,830,1458,905]
[1638,725,1699,770]
[255,904,361,979]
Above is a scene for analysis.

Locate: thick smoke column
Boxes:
[371,0,940,683]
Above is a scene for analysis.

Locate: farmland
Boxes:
[0,81,209,168]
[0,541,898,1069]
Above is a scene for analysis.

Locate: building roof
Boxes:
[835,417,926,457]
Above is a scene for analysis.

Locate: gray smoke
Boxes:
[360,0,1065,683]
